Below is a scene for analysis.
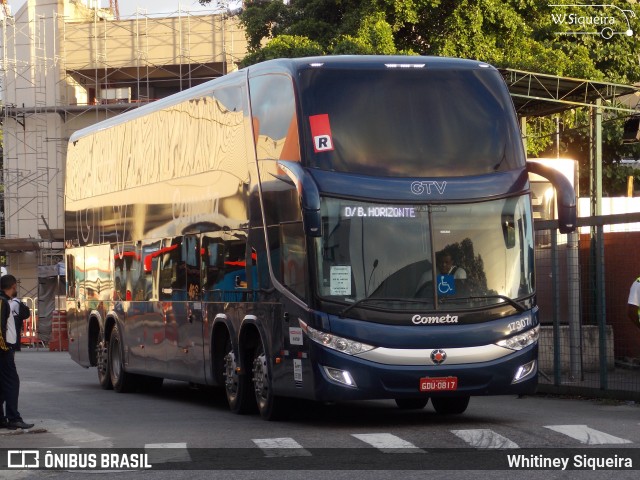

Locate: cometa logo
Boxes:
[412,314,459,325]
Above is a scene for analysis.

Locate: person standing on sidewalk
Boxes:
[628,276,640,331]
[0,274,34,429]
[0,290,7,429]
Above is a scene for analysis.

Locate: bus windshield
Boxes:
[314,195,534,311]
[299,67,524,177]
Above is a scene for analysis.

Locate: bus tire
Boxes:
[431,396,470,415]
[395,397,429,410]
[109,324,137,393]
[223,339,254,414]
[252,339,285,421]
[96,337,112,390]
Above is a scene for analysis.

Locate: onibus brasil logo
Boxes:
[549,3,635,39]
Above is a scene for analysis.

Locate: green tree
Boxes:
[212,1,639,81]
[202,0,640,193]
[241,35,324,65]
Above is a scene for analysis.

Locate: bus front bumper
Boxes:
[309,343,538,402]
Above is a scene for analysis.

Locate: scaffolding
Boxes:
[0,0,247,299]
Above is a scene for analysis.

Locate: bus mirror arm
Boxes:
[527,161,577,234]
[277,160,322,237]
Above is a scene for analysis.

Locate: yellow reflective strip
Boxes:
[0,301,8,351]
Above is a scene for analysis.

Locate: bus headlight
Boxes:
[299,320,374,355]
[496,326,539,351]
[512,360,537,383]
[323,366,357,387]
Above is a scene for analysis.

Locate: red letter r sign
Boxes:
[309,114,335,153]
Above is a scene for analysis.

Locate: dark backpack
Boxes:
[14,299,30,322]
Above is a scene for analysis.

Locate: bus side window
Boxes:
[184,235,200,301]
[223,231,249,298]
[281,222,308,300]
[201,234,225,301]
[114,247,139,301]
[249,74,300,163]
[125,247,141,301]
[114,254,125,301]
[159,237,184,301]
[249,227,270,291]
[142,241,162,301]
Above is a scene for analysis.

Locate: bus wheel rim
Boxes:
[223,351,238,397]
[97,342,108,376]
[252,351,268,404]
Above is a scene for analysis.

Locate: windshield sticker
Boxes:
[437,274,456,296]
[309,114,335,153]
[343,206,416,218]
[330,265,352,295]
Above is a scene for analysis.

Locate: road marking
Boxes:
[252,438,312,457]
[145,443,191,463]
[451,429,519,449]
[544,425,632,445]
[351,433,424,453]
[40,419,112,447]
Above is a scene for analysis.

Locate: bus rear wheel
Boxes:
[395,397,429,410]
[223,339,254,414]
[431,396,470,414]
[96,338,112,390]
[252,340,285,421]
[109,324,137,393]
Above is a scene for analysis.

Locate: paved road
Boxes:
[1,350,639,479]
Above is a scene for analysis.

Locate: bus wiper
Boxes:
[339,297,433,318]
[439,295,526,312]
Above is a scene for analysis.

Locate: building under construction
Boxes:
[0,0,247,314]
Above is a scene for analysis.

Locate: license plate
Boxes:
[419,376,458,392]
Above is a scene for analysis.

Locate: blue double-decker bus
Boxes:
[65,56,575,419]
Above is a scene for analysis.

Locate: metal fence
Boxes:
[535,212,640,401]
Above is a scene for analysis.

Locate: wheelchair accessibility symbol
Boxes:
[437,274,456,296]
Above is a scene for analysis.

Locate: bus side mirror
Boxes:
[277,160,322,237]
[527,161,577,234]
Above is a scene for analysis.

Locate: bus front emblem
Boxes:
[411,181,447,195]
[430,349,447,365]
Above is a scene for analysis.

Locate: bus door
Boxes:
[276,221,311,396]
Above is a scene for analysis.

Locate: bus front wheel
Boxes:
[431,396,470,414]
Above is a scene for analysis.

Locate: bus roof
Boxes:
[257,55,494,72]
[68,55,496,144]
